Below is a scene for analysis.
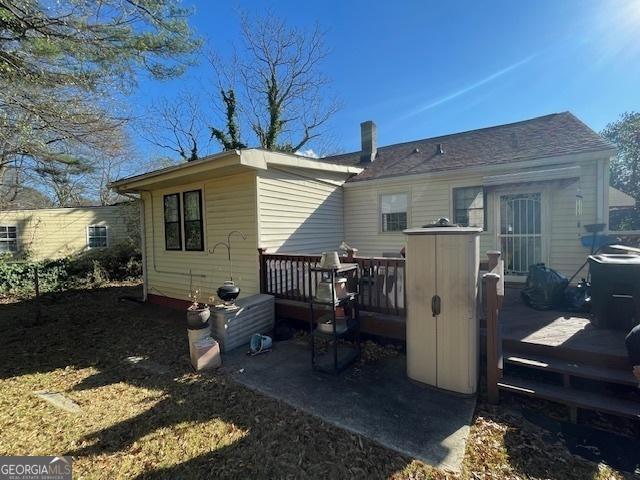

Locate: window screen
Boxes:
[453,187,486,229]
[164,193,182,250]
[381,193,408,232]
[87,225,108,248]
[183,190,204,251]
[0,226,17,252]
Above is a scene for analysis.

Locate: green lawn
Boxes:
[0,285,627,479]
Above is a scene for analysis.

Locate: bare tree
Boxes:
[34,161,92,207]
[209,11,339,153]
[86,154,131,206]
[140,94,211,162]
[210,88,246,150]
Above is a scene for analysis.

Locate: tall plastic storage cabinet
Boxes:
[404,226,482,394]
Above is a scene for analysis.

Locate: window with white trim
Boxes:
[453,186,486,229]
[0,225,17,252]
[87,225,108,248]
[381,193,408,232]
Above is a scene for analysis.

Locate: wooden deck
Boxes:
[499,286,629,368]
[496,286,639,422]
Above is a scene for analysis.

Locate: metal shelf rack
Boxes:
[309,263,361,374]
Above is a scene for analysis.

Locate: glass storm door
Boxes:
[499,192,542,275]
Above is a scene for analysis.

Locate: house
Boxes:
[111,111,615,306]
[608,186,637,231]
[0,203,137,260]
[110,150,362,305]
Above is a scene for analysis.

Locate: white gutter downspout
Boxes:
[120,192,148,301]
[602,156,612,231]
[139,193,148,301]
[596,158,607,225]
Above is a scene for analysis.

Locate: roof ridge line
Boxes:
[326,111,570,159]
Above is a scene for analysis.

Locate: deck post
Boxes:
[484,250,503,405]
[485,272,500,404]
[258,247,267,294]
[487,250,500,270]
[487,250,504,309]
[346,247,358,262]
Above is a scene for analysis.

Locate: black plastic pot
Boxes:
[217,281,240,303]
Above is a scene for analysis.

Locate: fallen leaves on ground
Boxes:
[0,284,629,479]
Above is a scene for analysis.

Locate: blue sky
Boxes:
[131,0,640,159]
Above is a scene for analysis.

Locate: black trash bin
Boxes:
[588,254,640,330]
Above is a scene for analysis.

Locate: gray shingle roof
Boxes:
[324,112,615,182]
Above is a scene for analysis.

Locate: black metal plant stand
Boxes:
[309,263,361,374]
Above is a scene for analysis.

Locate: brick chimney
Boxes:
[360,120,377,163]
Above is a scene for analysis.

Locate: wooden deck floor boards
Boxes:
[499,286,629,361]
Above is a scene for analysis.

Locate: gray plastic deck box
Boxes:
[211,294,275,352]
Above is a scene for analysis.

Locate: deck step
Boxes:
[498,376,640,420]
[503,351,638,387]
[502,337,630,370]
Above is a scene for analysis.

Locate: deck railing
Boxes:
[258,249,406,316]
[483,250,505,404]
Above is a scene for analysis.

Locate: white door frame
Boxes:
[492,184,551,282]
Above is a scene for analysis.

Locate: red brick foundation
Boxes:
[148,293,191,310]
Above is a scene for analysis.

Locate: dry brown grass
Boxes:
[0,285,629,479]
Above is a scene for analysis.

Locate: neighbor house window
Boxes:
[164,193,182,250]
[0,225,17,252]
[453,186,486,229]
[87,225,108,248]
[381,193,408,232]
[183,190,204,251]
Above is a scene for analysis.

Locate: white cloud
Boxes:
[296,149,319,159]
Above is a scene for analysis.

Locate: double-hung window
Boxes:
[381,193,408,232]
[183,190,204,251]
[87,225,108,248]
[163,190,204,251]
[453,186,486,229]
[0,225,17,252]
[164,193,182,250]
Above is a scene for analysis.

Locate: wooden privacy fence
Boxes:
[258,249,406,316]
[483,250,505,404]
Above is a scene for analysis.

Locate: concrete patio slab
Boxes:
[222,339,476,472]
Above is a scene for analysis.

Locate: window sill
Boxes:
[164,249,208,254]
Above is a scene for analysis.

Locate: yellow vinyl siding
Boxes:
[143,171,259,302]
[345,173,493,257]
[548,161,598,278]
[344,158,604,279]
[256,167,345,253]
[0,204,133,260]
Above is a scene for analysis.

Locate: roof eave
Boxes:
[343,147,617,186]
[241,149,363,174]
[109,148,363,193]
[109,150,242,192]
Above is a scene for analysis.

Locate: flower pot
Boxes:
[217,281,240,303]
[187,306,211,330]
